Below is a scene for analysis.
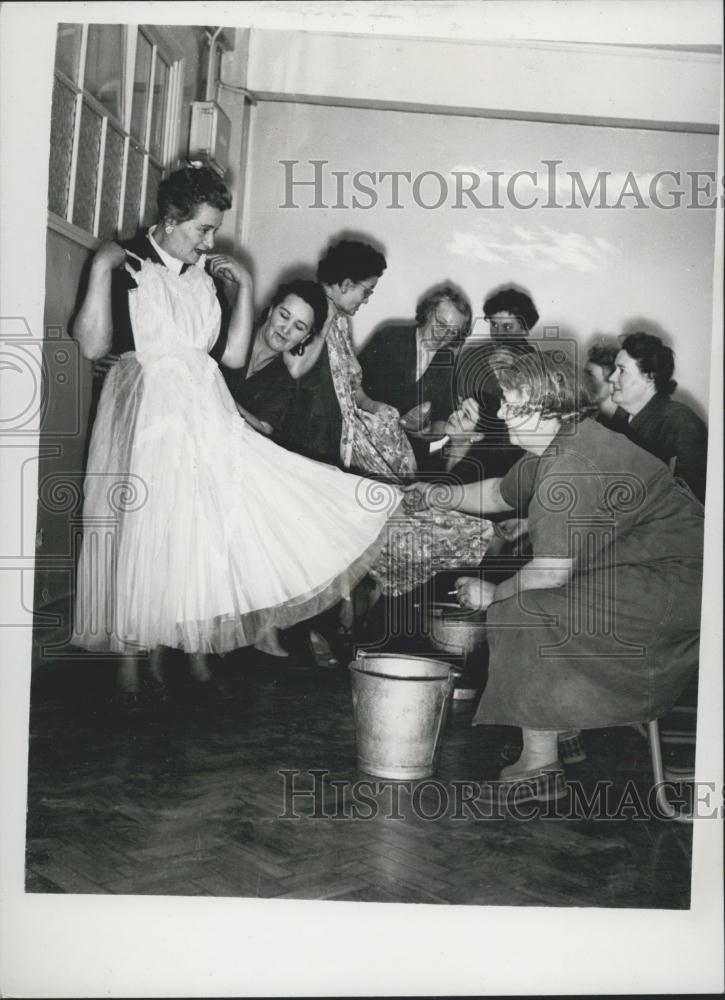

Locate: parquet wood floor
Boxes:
[25,648,693,907]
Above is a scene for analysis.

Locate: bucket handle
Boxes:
[428,673,456,765]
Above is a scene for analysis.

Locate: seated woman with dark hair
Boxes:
[220,278,336,664]
[223,279,328,439]
[609,332,708,502]
[404,350,703,801]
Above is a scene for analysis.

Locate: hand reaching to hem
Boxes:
[454,576,497,611]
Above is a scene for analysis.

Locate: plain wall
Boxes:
[242,100,718,417]
[247,29,722,129]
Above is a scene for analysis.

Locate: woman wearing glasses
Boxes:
[282,239,416,478]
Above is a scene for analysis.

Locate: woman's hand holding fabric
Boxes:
[92,353,120,379]
[454,576,497,611]
[401,480,462,513]
[93,241,126,272]
[207,254,251,287]
[401,482,433,513]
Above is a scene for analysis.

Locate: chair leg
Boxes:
[648,719,693,823]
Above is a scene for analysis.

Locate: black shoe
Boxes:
[307,630,341,670]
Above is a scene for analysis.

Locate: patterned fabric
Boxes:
[326,314,416,479]
[370,507,493,597]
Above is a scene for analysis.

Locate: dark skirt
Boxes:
[473,560,702,730]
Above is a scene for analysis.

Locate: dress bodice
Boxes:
[127,257,222,357]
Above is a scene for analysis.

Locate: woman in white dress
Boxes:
[73,168,491,706]
[72,168,403,702]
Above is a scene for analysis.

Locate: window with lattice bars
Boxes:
[48,23,178,241]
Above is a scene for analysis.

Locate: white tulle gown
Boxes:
[73,255,400,655]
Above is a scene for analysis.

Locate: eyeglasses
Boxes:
[352,281,376,301]
[430,313,465,338]
[486,318,523,335]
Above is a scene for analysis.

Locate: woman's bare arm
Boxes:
[283,324,328,379]
[404,475,513,517]
[208,256,254,370]
[73,242,126,360]
[493,557,573,601]
[455,556,573,611]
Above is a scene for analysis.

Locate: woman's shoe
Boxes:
[557,730,587,765]
[478,761,567,804]
[308,630,340,670]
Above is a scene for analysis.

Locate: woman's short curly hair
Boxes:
[158,166,232,223]
[496,349,593,421]
[317,240,387,286]
[620,331,677,395]
[268,279,328,336]
[483,287,539,331]
[586,341,619,375]
[415,284,472,337]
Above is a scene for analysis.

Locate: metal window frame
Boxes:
[48,23,185,248]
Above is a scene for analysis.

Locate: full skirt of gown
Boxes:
[73,257,491,654]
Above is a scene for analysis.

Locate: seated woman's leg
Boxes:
[254,627,289,658]
[500,728,559,777]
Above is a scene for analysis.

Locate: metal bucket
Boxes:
[349,652,456,780]
[427,602,487,656]
[423,603,488,701]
